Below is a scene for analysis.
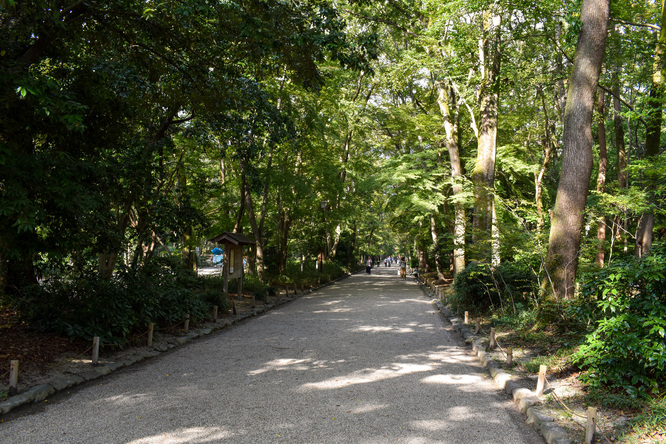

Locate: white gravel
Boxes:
[0,267,543,443]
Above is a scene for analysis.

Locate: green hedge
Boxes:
[9,257,226,344]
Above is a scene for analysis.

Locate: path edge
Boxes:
[0,272,355,418]
[419,282,572,444]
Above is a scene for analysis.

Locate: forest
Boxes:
[1,0,665,437]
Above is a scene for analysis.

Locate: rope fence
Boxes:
[460,312,612,444]
[418,279,614,443]
[3,310,207,394]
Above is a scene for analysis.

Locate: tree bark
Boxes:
[436,81,466,277]
[472,9,501,263]
[635,3,666,257]
[545,0,609,300]
[240,162,266,281]
[429,213,444,278]
[536,87,554,232]
[595,90,608,267]
[612,54,628,252]
[276,195,291,274]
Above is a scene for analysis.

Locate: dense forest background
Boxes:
[1,0,665,411]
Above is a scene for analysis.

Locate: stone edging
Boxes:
[422,284,572,444]
[0,272,354,417]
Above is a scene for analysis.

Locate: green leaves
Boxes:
[576,243,666,397]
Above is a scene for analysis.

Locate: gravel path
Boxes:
[0,267,543,443]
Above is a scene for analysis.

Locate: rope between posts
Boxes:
[493,336,508,358]
[594,416,613,444]
[544,377,587,420]
[545,377,613,441]
[75,344,95,359]
[155,318,187,332]
[102,329,150,349]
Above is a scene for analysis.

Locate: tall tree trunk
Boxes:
[240,163,266,281]
[472,9,501,263]
[536,88,555,232]
[329,224,342,259]
[276,194,291,274]
[595,90,608,267]
[436,81,466,277]
[635,3,666,257]
[347,220,357,269]
[612,53,628,254]
[545,0,609,300]
[429,213,444,278]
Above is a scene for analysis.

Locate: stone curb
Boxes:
[426,288,571,444]
[0,272,355,417]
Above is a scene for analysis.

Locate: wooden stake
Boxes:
[251,295,256,308]
[184,314,190,333]
[536,364,547,396]
[232,300,237,315]
[92,337,100,365]
[9,360,19,395]
[474,320,480,334]
[147,323,154,347]
[585,407,597,444]
[506,347,513,366]
[488,328,496,350]
[464,311,469,324]
[213,305,218,322]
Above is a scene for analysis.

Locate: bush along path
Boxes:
[0,274,351,418]
[417,276,665,444]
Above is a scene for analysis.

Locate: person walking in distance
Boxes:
[366,257,373,274]
[399,256,407,280]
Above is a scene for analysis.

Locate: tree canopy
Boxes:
[1,0,665,398]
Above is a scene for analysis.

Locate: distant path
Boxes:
[0,266,542,443]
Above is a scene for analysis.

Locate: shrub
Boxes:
[451,261,537,315]
[228,274,270,300]
[574,243,666,398]
[12,257,219,344]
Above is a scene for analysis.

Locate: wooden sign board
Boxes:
[228,245,243,279]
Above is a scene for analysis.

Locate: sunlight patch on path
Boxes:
[128,426,232,443]
[299,362,435,391]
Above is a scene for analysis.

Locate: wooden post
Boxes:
[585,407,597,444]
[488,328,496,350]
[464,311,469,324]
[147,323,154,347]
[232,300,237,315]
[92,337,100,365]
[213,306,218,322]
[222,249,230,301]
[506,347,513,366]
[536,364,547,396]
[237,267,244,301]
[9,360,19,395]
[184,314,190,333]
[251,294,256,308]
[474,320,480,334]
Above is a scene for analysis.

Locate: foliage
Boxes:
[450,261,538,315]
[574,243,666,398]
[267,260,350,290]
[228,274,270,300]
[8,257,217,344]
[623,395,666,440]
